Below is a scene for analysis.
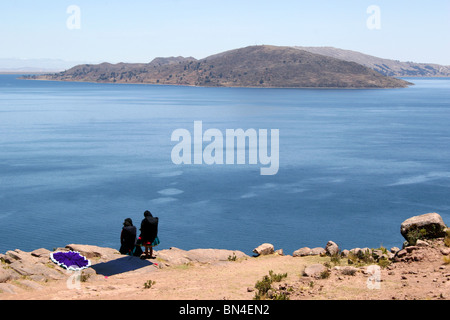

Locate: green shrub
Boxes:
[228,253,237,261]
[268,270,287,282]
[320,269,330,279]
[443,256,450,265]
[377,258,391,269]
[254,270,288,300]
[144,280,156,289]
[330,253,341,266]
[445,229,450,248]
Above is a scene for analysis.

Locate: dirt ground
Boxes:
[1,240,449,301]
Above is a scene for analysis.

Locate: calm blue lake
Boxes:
[1,74,449,255]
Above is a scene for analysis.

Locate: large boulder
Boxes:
[252,243,274,256]
[325,241,339,256]
[303,264,327,278]
[311,247,326,256]
[400,213,447,244]
[293,247,311,257]
[293,247,326,257]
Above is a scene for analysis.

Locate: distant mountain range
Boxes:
[294,46,450,77]
[0,58,89,73]
[24,45,414,88]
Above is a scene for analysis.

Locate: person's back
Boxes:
[120,218,137,255]
[141,215,158,242]
[139,210,159,259]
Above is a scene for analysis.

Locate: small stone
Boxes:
[391,247,400,253]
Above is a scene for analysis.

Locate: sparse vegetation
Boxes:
[330,252,341,266]
[406,228,428,246]
[346,248,391,268]
[445,229,450,247]
[377,257,391,269]
[227,252,237,261]
[320,269,331,279]
[144,279,156,289]
[254,270,288,300]
[341,267,357,276]
[80,271,91,282]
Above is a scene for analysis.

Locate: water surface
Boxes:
[1,75,449,255]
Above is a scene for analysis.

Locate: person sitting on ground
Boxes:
[138,210,159,259]
[119,218,137,255]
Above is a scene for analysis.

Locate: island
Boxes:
[23,45,412,89]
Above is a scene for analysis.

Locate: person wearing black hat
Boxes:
[119,218,137,255]
[138,210,159,259]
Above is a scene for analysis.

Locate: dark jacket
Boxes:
[120,225,137,254]
[139,216,158,244]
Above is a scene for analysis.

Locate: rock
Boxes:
[341,250,350,257]
[0,283,18,294]
[155,247,190,267]
[31,248,51,258]
[391,247,400,254]
[303,264,326,277]
[360,248,371,256]
[65,244,120,260]
[2,250,32,264]
[275,249,284,256]
[293,247,311,257]
[400,213,447,243]
[155,247,249,267]
[184,249,248,263]
[311,247,326,256]
[372,249,383,260]
[406,246,419,253]
[19,280,44,290]
[252,243,274,256]
[9,261,65,280]
[325,241,339,256]
[415,240,430,247]
[0,267,19,283]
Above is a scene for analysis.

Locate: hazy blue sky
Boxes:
[1,0,449,64]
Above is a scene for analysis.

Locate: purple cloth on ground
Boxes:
[51,251,91,270]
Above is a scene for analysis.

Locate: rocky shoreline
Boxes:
[1,212,449,300]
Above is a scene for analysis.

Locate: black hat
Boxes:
[144,210,152,217]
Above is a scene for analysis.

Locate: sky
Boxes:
[0,0,449,65]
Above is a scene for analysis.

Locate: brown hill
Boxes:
[26,45,411,88]
[295,46,450,77]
